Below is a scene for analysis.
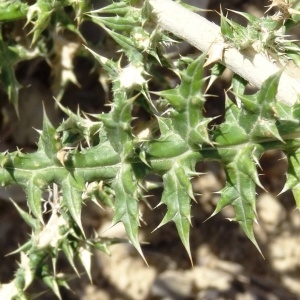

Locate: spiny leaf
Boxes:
[159,53,206,111]
[225,72,285,143]
[219,8,258,50]
[112,164,145,262]
[0,1,28,21]
[0,33,44,114]
[85,50,136,157]
[237,93,259,114]
[210,148,263,256]
[84,46,118,78]
[85,181,115,209]
[26,3,49,44]
[27,178,44,224]
[88,3,147,64]
[213,96,249,146]
[226,9,258,23]
[40,110,62,163]
[7,240,32,257]
[231,74,248,107]
[0,31,21,114]
[236,147,265,189]
[90,2,129,15]
[283,149,300,209]
[154,164,194,263]
[26,0,65,45]
[237,71,281,118]
[146,118,188,159]
[256,70,282,105]
[10,199,40,230]
[107,29,143,63]
[78,245,92,282]
[251,119,284,143]
[61,175,85,237]
[206,62,226,92]
[41,272,62,300]
[87,15,137,31]
[274,102,300,138]
[157,54,208,146]
[220,9,235,39]
[61,241,79,277]
[98,94,135,157]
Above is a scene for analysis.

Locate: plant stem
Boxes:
[149,0,300,106]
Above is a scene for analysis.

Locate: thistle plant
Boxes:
[1,0,300,299]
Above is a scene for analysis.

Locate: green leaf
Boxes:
[85,51,136,157]
[41,272,62,300]
[27,178,44,224]
[157,54,208,147]
[78,245,92,282]
[0,1,28,21]
[283,149,300,209]
[210,146,263,256]
[237,93,259,113]
[251,119,284,143]
[206,63,226,91]
[0,32,21,113]
[98,97,134,158]
[236,71,281,118]
[112,163,145,261]
[90,2,130,15]
[107,29,142,60]
[61,175,85,236]
[232,74,248,107]
[220,10,235,39]
[11,199,40,230]
[84,47,118,78]
[155,163,194,262]
[226,9,258,25]
[225,71,285,143]
[147,118,188,158]
[213,96,249,146]
[26,0,53,45]
[256,71,281,106]
[40,111,62,164]
[61,240,79,276]
[0,32,45,114]
[87,15,137,31]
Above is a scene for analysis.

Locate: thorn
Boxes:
[277,184,289,196]
[212,191,221,195]
[253,154,263,171]
[203,209,218,223]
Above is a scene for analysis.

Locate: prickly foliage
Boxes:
[0,0,300,299]
[0,0,88,112]
[220,2,300,64]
